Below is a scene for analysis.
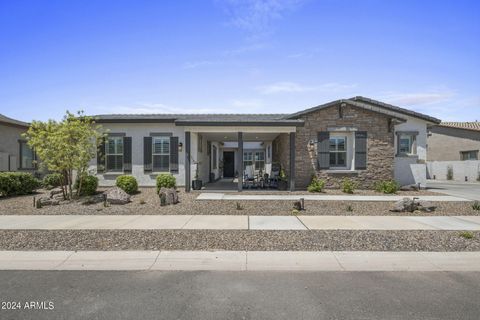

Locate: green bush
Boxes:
[156,173,176,192]
[74,175,98,196]
[341,177,358,194]
[115,175,138,194]
[307,176,325,193]
[0,172,41,197]
[374,180,400,194]
[43,173,64,188]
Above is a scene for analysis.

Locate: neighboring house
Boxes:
[90,96,440,191]
[0,114,36,172]
[428,122,480,161]
[427,122,480,182]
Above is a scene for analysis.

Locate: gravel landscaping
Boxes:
[0,230,478,251]
[0,187,477,216]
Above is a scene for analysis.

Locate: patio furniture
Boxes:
[243,165,256,189]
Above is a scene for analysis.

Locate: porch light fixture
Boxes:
[178,142,183,152]
[223,136,228,139]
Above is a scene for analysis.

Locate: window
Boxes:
[212,145,217,169]
[399,134,413,154]
[329,136,347,167]
[106,137,123,172]
[461,150,478,161]
[19,141,35,169]
[243,151,253,171]
[152,136,170,172]
[254,151,265,172]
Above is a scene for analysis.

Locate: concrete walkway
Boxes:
[1,215,480,230]
[1,250,479,271]
[196,193,469,201]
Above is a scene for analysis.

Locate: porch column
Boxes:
[185,131,191,192]
[289,132,296,191]
[237,132,243,191]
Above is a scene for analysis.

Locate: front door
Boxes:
[223,151,235,177]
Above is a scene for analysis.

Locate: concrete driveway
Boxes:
[427,180,480,201]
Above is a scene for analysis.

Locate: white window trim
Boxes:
[152,136,170,173]
[105,136,124,172]
[396,131,418,157]
[329,135,348,169]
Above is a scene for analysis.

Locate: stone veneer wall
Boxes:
[272,133,290,176]
[294,103,395,189]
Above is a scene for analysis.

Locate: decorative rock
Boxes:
[158,187,179,206]
[49,188,64,198]
[400,184,419,191]
[81,194,106,205]
[104,187,130,205]
[36,197,60,208]
[417,200,437,212]
[391,197,436,212]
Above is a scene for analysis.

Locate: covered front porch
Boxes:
[182,125,299,192]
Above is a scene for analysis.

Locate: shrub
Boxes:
[341,177,358,194]
[156,173,176,192]
[459,231,474,239]
[0,172,41,197]
[374,180,400,194]
[472,201,480,211]
[447,166,453,180]
[346,205,353,212]
[43,173,64,188]
[115,175,138,194]
[235,202,244,210]
[74,175,98,196]
[307,176,325,193]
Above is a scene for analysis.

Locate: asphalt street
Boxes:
[0,271,479,319]
[428,180,480,201]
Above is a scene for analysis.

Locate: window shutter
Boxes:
[144,137,152,172]
[123,137,132,173]
[170,136,179,174]
[317,132,330,169]
[355,131,367,170]
[97,137,105,173]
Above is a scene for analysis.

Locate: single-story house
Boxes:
[0,114,37,172]
[428,122,480,161]
[90,96,441,191]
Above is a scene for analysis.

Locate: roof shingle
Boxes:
[439,121,480,132]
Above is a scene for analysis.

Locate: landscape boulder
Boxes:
[49,187,64,198]
[81,194,106,205]
[36,197,60,208]
[104,187,131,205]
[400,184,419,191]
[391,197,436,212]
[158,187,179,206]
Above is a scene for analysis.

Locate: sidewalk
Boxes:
[1,215,479,230]
[196,193,469,201]
[0,250,479,271]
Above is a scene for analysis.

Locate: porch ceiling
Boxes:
[200,131,280,142]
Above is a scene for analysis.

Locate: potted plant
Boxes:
[278,168,288,190]
[192,162,202,190]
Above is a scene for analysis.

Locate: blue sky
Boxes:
[0,0,479,122]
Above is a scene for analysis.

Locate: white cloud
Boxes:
[98,103,233,114]
[219,0,306,37]
[257,81,357,94]
[380,91,455,106]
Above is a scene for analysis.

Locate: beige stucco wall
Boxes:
[427,126,480,161]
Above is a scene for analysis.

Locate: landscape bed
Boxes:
[0,188,476,216]
[0,230,478,251]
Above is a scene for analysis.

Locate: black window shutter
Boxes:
[123,137,132,173]
[170,136,179,174]
[97,137,106,173]
[355,131,368,170]
[317,132,330,169]
[144,136,152,172]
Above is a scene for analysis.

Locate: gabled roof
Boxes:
[0,114,30,128]
[94,96,441,125]
[439,121,480,132]
[285,96,441,124]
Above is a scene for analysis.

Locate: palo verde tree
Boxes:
[24,111,105,199]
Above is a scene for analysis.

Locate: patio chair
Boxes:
[243,165,256,189]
